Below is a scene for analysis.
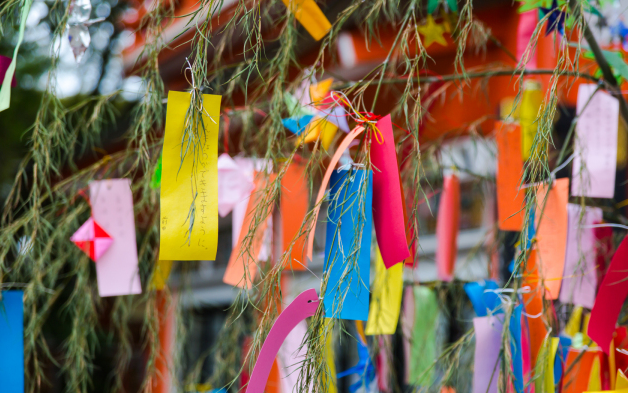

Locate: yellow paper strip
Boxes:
[151,259,173,290]
[281,0,332,41]
[365,248,404,335]
[160,91,221,260]
[564,306,582,337]
[520,80,543,160]
[544,337,559,393]
[616,370,628,390]
[322,319,337,393]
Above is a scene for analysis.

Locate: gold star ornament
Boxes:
[417,15,448,48]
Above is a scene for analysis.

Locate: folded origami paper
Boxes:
[71,217,114,262]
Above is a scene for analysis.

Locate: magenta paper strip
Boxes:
[571,84,619,199]
[473,316,503,393]
[246,289,319,393]
[371,115,410,268]
[516,11,538,68]
[559,204,602,309]
[589,236,628,354]
[89,179,142,297]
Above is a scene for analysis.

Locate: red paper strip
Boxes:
[495,121,525,231]
[280,161,309,270]
[436,174,460,281]
[589,236,628,354]
[535,178,569,299]
[594,224,614,291]
[372,115,410,268]
[400,181,416,267]
[516,11,538,69]
[0,55,17,88]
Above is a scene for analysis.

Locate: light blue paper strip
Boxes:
[0,290,24,393]
[0,0,33,112]
[323,169,372,321]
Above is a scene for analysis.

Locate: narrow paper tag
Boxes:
[90,179,142,297]
[495,121,525,231]
[572,84,619,199]
[365,248,403,335]
[160,91,221,261]
[281,161,309,270]
[473,315,503,393]
[516,11,538,68]
[323,169,372,321]
[521,249,549,372]
[409,286,439,385]
[371,115,410,268]
[281,0,332,41]
[0,291,24,392]
[436,174,460,281]
[559,204,602,309]
[535,177,569,299]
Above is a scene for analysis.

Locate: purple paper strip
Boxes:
[473,316,503,393]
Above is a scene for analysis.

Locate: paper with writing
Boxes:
[473,315,503,393]
[410,286,439,385]
[572,84,619,199]
[0,291,24,393]
[436,174,460,281]
[160,91,220,261]
[371,115,410,268]
[495,121,525,231]
[224,173,276,288]
[90,179,142,297]
[281,0,331,41]
[323,169,372,321]
[245,289,319,393]
[559,204,602,309]
[589,236,628,354]
[535,177,569,299]
[281,161,309,270]
[365,248,403,335]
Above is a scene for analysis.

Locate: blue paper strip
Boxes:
[509,304,524,393]
[323,169,372,321]
[0,291,24,393]
[553,335,572,384]
[282,115,314,135]
[464,280,501,316]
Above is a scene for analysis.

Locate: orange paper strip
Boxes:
[281,161,309,270]
[224,173,276,288]
[521,249,548,372]
[436,174,460,281]
[535,178,569,299]
[495,121,525,231]
[562,348,600,393]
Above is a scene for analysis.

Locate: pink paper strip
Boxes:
[571,84,619,199]
[89,179,142,297]
[516,11,538,69]
[589,236,628,354]
[246,289,319,393]
[372,115,410,268]
[559,204,602,309]
[436,174,460,281]
[0,55,17,88]
[278,320,309,393]
[473,316,503,393]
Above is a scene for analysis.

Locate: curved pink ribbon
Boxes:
[245,288,320,393]
[305,126,365,262]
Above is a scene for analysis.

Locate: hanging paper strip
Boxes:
[0,0,32,112]
[572,84,619,199]
[322,319,337,393]
[409,286,439,386]
[323,169,372,321]
[436,174,460,281]
[0,291,24,393]
[516,11,539,68]
[217,153,255,217]
[402,286,415,385]
[463,279,501,317]
[281,160,309,270]
[281,0,332,41]
[562,348,599,393]
[306,126,365,263]
[160,91,221,261]
[594,225,613,289]
[400,181,416,267]
[371,115,410,268]
[90,179,142,297]
[224,173,276,288]
[520,80,543,160]
[510,304,525,393]
[378,336,393,393]
[559,204,602,309]
[545,337,559,393]
[245,289,319,393]
[495,121,525,231]
[0,55,18,88]
[365,248,403,335]
[473,315,503,393]
[151,259,173,291]
[521,249,549,372]
[535,177,569,299]
[589,236,628,354]
[278,320,309,393]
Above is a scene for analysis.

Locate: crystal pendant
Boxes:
[68,0,92,25]
[68,24,91,63]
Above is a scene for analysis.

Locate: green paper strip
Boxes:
[0,0,33,112]
[409,286,439,386]
[150,154,162,189]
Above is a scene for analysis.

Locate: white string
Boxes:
[520,154,575,189]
